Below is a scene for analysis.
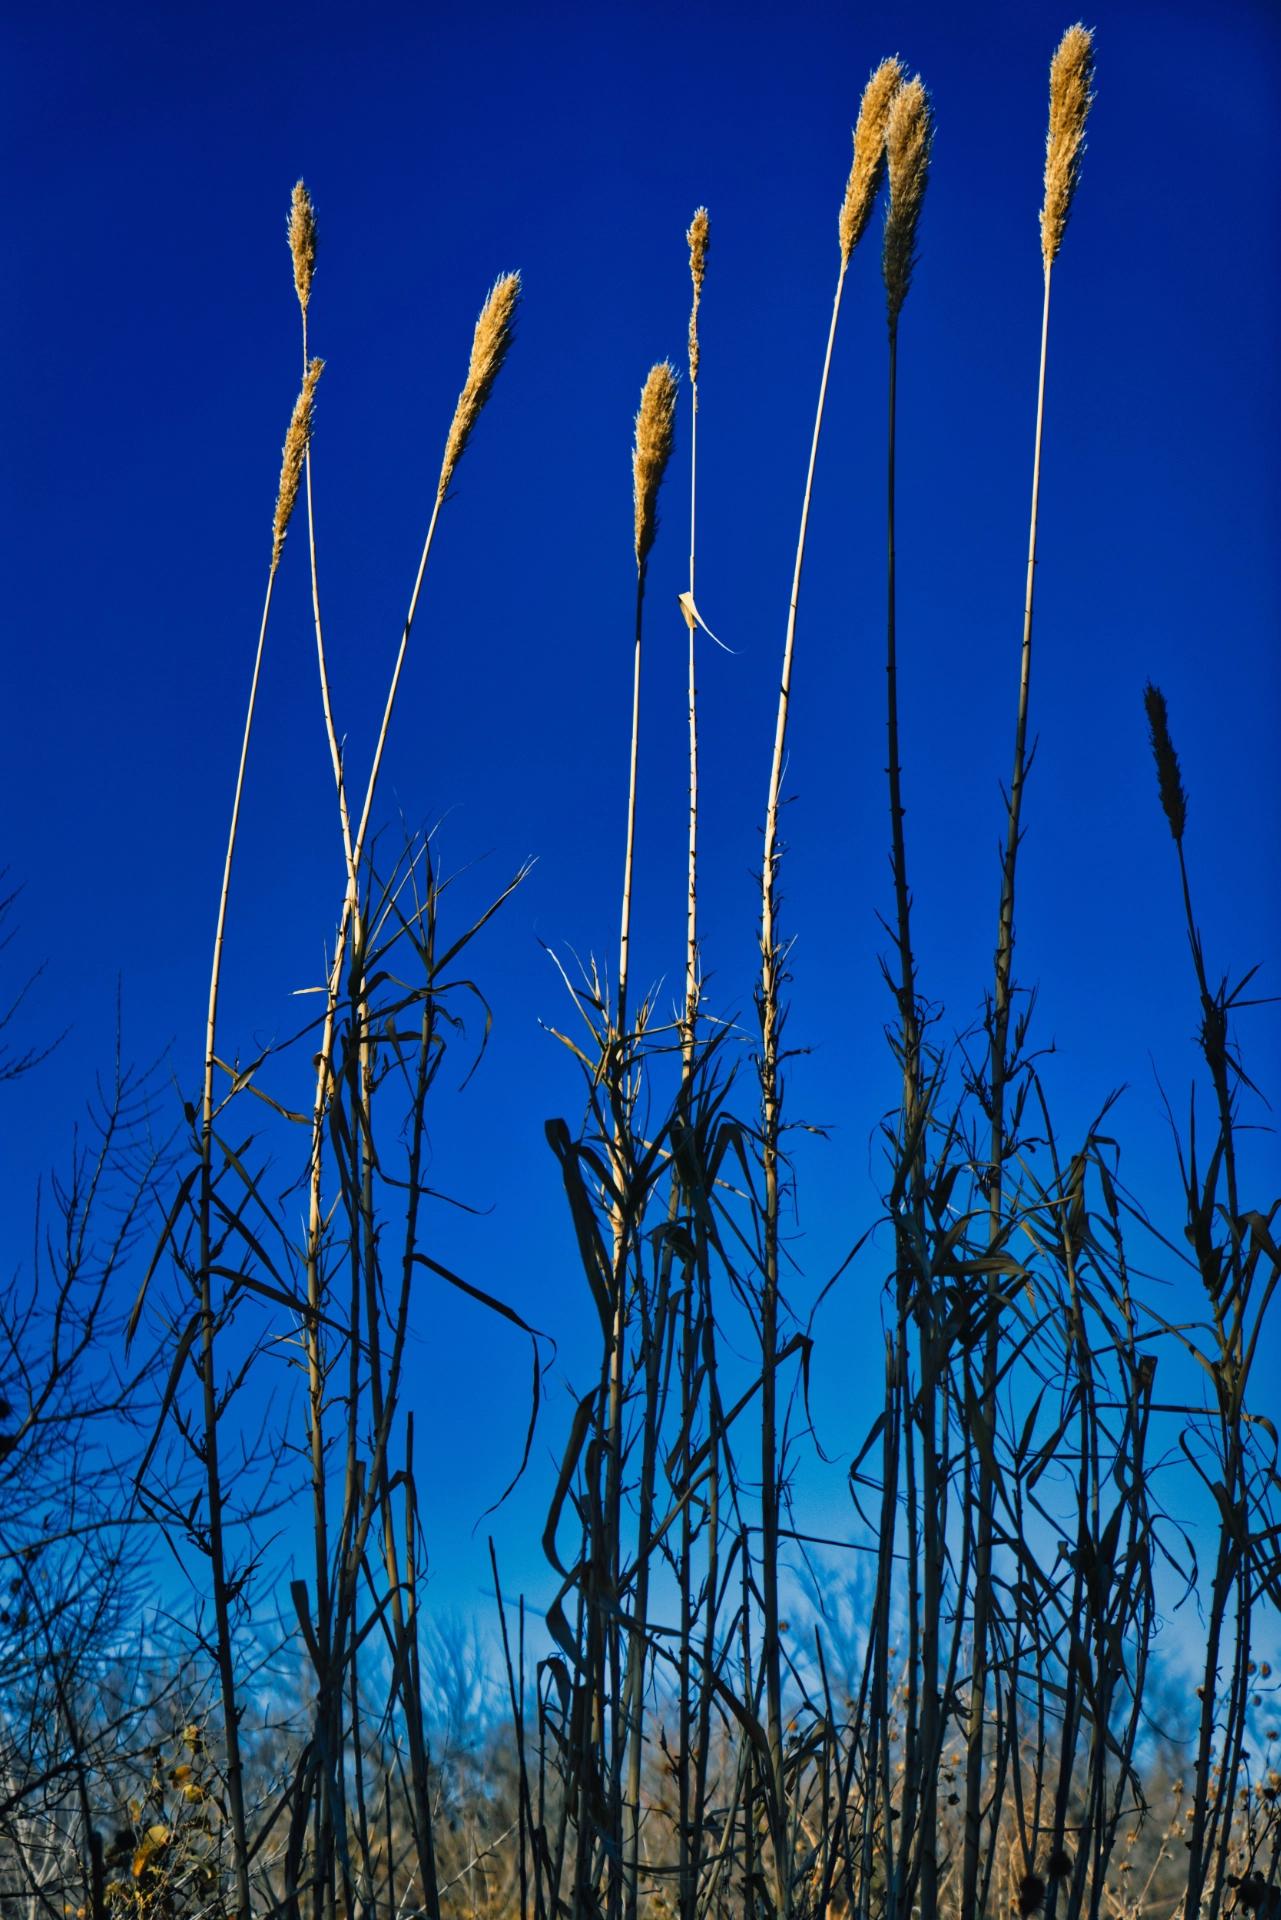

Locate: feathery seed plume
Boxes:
[438,272,521,502]
[1041,24,1094,269]
[687,207,709,384]
[882,76,933,325]
[289,181,318,315]
[839,57,906,265]
[1143,682,1187,844]
[272,357,324,570]
[633,361,679,570]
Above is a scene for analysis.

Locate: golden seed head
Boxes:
[272,357,323,570]
[687,206,709,297]
[1041,23,1095,269]
[438,271,522,503]
[1143,682,1187,844]
[289,180,318,315]
[687,206,710,384]
[882,76,933,326]
[839,57,906,265]
[632,360,679,570]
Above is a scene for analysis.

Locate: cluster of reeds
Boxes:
[1,23,1277,1920]
[103,189,536,1917]
[504,25,1279,1920]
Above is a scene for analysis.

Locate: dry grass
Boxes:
[439,271,522,500]
[840,56,905,264]
[271,355,323,570]
[1,23,1277,1920]
[882,76,933,324]
[632,359,679,570]
[288,178,317,314]
[1041,23,1095,268]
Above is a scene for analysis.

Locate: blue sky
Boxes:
[2,0,1278,1626]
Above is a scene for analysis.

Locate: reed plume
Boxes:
[1143,682,1187,844]
[839,56,905,264]
[619,360,678,1035]
[1041,24,1094,268]
[883,76,933,326]
[687,206,709,384]
[289,179,318,315]
[272,356,324,570]
[632,360,678,572]
[438,271,521,501]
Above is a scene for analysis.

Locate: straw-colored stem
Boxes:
[303,483,447,1354]
[989,264,1053,1213]
[759,253,851,1911]
[675,287,702,1914]
[607,575,648,1867]
[298,477,451,1891]
[963,260,1054,1920]
[684,368,701,1072]
[199,563,277,1915]
[617,576,646,1041]
[886,312,946,1916]
[885,323,920,1170]
[353,494,446,882]
[297,308,348,1849]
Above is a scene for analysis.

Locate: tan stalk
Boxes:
[295,276,518,1905]
[881,74,931,1164]
[677,204,707,1919]
[880,71,936,1914]
[198,358,319,1910]
[966,28,1093,1920]
[287,179,353,1892]
[614,358,677,1920]
[759,60,902,1911]
[683,207,709,1072]
[301,272,522,1276]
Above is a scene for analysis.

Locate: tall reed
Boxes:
[967,30,1094,1919]
[1142,683,1276,1920]
[195,352,321,1911]
[877,70,936,1919]
[757,59,902,1910]
[21,28,1278,1920]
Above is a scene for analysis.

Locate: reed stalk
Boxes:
[289,265,518,1917]
[678,205,708,1920]
[878,73,938,1918]
[683,207,708,1073]
[286,181,353,1899]
[967,32,1093,1918]
[614,360,677,1920]
[197,355,321,1912]
[758,62,901,1907]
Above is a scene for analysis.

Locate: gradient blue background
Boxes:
[2,0,1278,1630]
